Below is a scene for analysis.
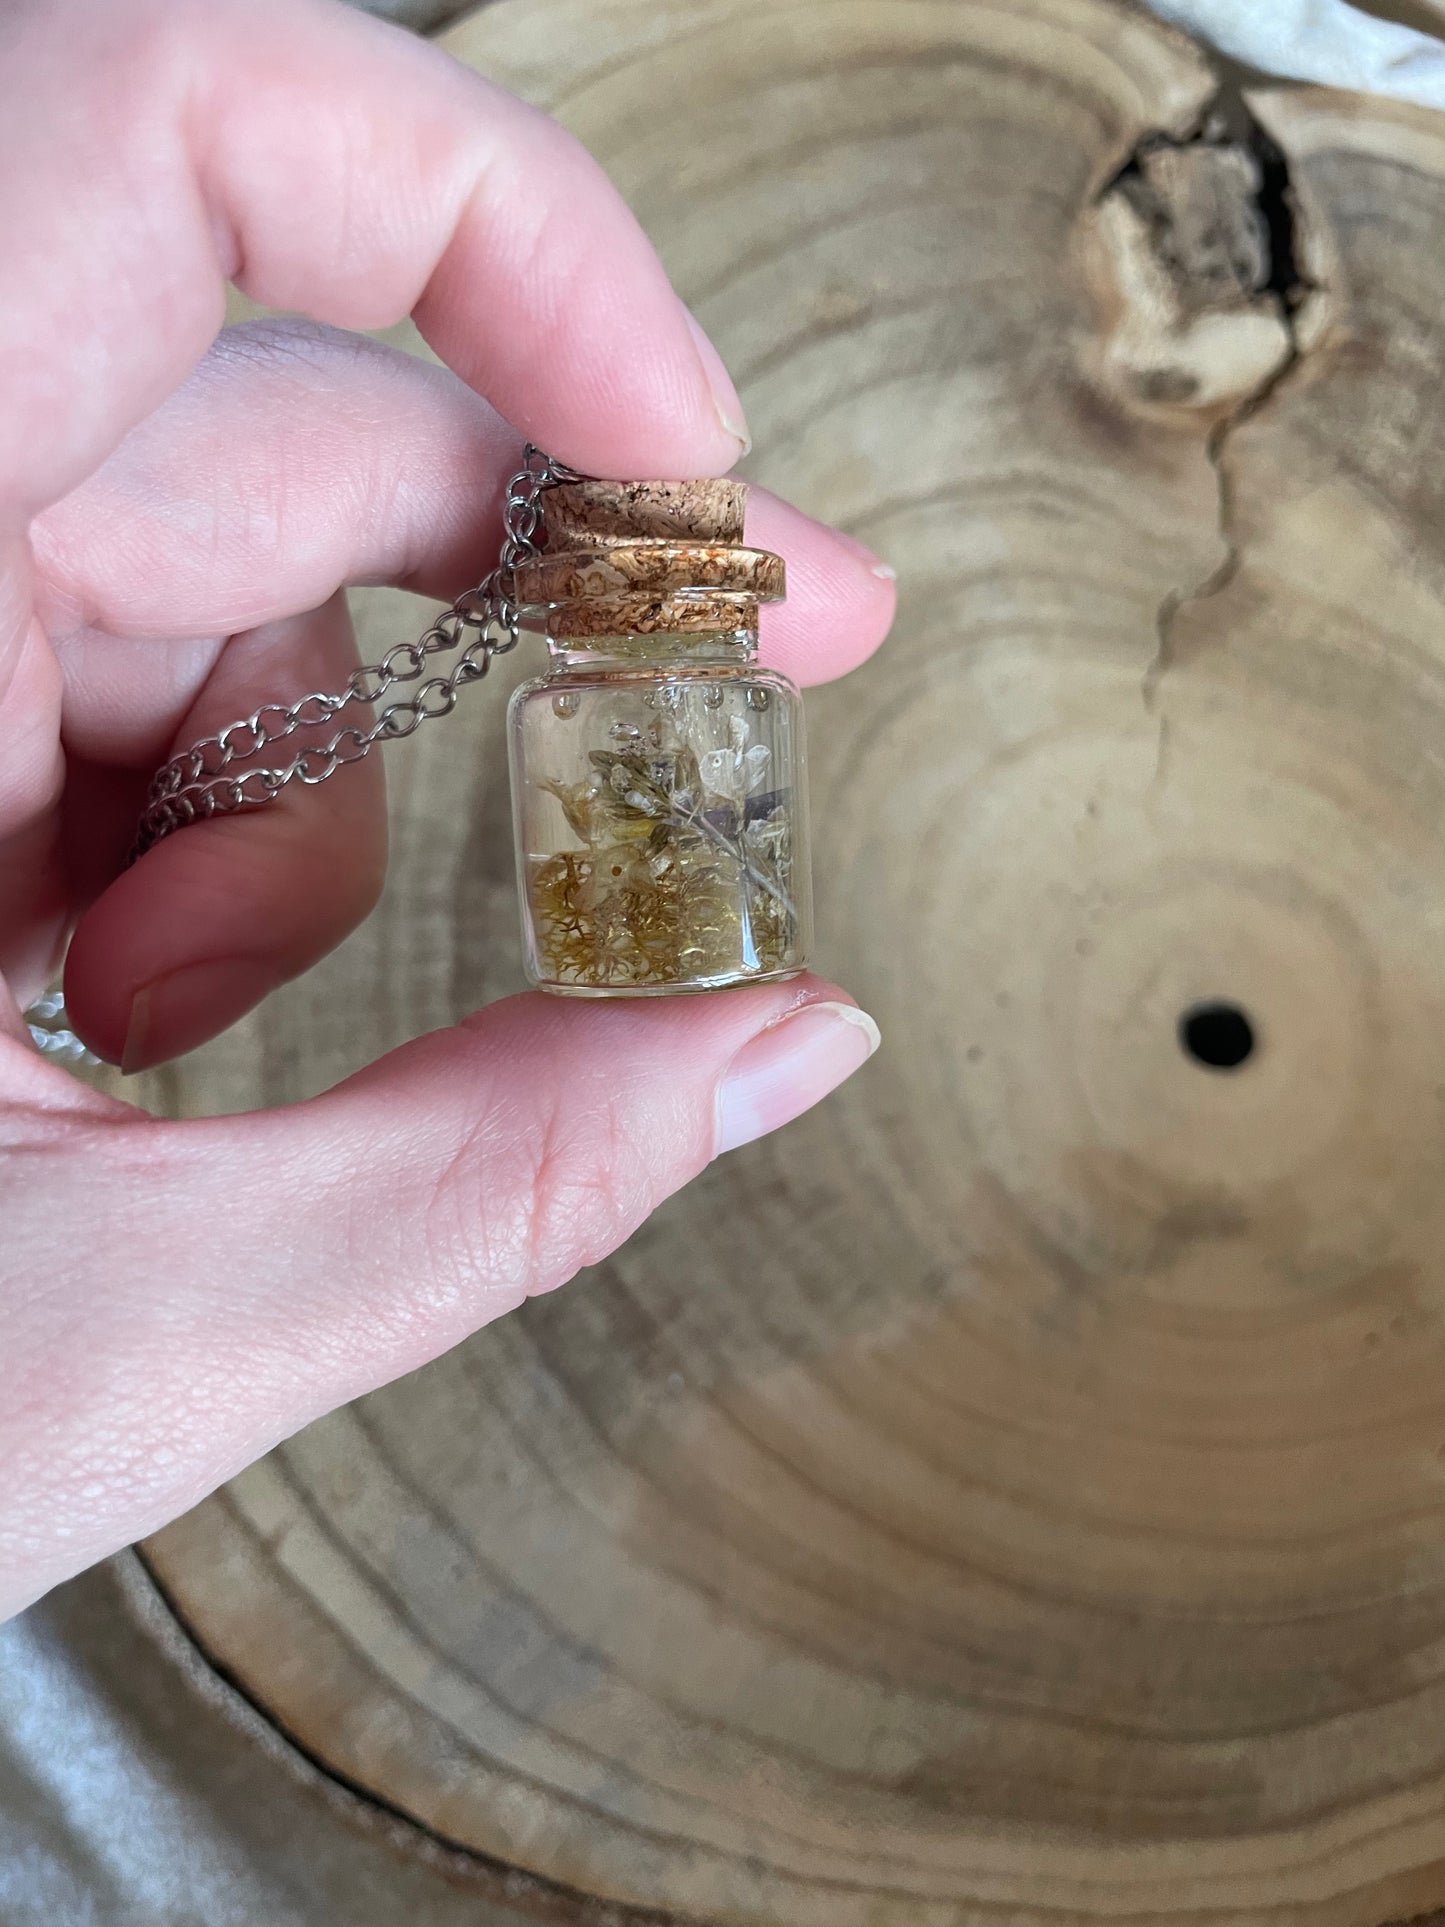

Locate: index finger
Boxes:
[0,0,749,531]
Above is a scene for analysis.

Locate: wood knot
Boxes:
[1084,133,1297,420]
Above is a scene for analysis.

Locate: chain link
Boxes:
[130,445,578,861]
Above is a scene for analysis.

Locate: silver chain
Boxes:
[130,445,577,861]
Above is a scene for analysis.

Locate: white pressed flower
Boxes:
[699,714,772,810]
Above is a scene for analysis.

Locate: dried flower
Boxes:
[530,726,797,987]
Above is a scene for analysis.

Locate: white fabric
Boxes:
[1144,0,1445,109]
[0,1606,293,1927]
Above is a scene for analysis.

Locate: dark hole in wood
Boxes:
[1179,1001,1256,1071]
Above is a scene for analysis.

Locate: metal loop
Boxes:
[348,665,389,705]
[329,727,371,765]
[414,680,456,719]
[233,768,280,804]
[293,693,340,729]
[218,720,262,759]
[253,703,293,737]
[377,704,422,740]
[295,746,337,783]
[451,585,496,630]
[380,641,426,681]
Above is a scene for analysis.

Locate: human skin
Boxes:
[0,0,893,1618]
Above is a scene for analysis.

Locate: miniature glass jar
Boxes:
[509,480,811,996]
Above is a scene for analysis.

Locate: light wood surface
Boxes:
[122,1,1445,1921]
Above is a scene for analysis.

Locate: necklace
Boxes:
[133,451,811,998]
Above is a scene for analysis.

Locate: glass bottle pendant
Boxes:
[508,479,812,995]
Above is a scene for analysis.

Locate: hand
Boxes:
[0,0,892,1617]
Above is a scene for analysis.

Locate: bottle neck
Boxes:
[546,628,760,674]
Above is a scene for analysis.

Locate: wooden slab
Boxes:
[125,1,1445,1921]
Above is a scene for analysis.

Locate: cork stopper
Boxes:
[512,477,785,640]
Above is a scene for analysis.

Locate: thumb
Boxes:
[240,976,879,1341]
[1,977,878,1614]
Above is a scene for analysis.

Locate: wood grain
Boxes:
[125,1,1445,1921]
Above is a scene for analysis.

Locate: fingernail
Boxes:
[715,1001,880,1155]
[682,307,751,456]
[832,527,895,579]
[121,958,282,1075]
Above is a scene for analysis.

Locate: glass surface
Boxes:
[509,654,811,995]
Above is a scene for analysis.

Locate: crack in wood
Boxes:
[1135,100,1317,791]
